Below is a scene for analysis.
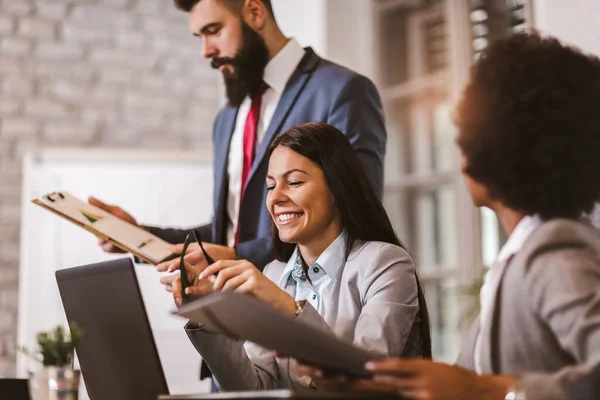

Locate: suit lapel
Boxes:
[245,48,320,187]
[213,106,238,243]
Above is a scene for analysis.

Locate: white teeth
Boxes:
[278,213,302,222]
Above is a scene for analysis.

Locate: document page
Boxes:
[37,191,173,264]
[176,292,384,377]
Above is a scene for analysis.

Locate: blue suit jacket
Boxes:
[148,48,386,270]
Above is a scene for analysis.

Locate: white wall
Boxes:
[533,0,600,55]
[272,0,327,55]
[272,0,376,79]
[18,149,213,396]
[324,0,377,79]
[0,0,220,375]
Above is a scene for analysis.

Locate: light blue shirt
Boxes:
[278,231,347,313]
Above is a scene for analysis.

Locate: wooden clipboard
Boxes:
[32,198,175,265]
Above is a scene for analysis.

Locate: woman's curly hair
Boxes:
[455,32,600,219]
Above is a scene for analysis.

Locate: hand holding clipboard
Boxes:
[33,191,175,265]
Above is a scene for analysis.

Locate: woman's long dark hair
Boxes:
[268,122,432,358]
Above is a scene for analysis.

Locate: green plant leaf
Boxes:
[22,322,85,367]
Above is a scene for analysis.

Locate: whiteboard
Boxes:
[17,148,214,397]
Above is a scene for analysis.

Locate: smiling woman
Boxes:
[265,145,341,266]
[168,122,431,392]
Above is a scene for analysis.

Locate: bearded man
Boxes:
[91,0,386,279]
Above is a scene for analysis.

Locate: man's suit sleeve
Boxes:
[144,223,213,244]
[145,225,273,271]
[235,236,273,272]
[326,74,386,199]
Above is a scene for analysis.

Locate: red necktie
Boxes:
[236,82,268,244]
[240,82,268,196]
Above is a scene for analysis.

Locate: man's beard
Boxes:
[211,22,270,107]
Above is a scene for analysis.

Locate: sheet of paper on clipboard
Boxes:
[33,191,174,265]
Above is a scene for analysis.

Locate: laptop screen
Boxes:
[56,258,169,400]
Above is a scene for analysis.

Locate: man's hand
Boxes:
[156,242,237,273]
[88,196,139,253]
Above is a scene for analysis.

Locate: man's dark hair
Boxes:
[174,0,274,16]
[456,32,600,219]
[268,123,432,358]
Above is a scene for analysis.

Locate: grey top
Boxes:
[456,219,600,400]
[185,238,423,392]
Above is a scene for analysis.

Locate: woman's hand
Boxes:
[159,260,214,306]
[363,359,514,400]
[292,363,383,393]
[199,260,297,316]
[294,359,514,400]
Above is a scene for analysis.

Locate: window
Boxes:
[374,0,532,361]
[376,0,462,362]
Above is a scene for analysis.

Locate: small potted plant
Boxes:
[19,322,83,400]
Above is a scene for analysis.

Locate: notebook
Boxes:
[175,292,385,378]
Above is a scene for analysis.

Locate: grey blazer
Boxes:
[457,219,600,400]
[185,241,424,392]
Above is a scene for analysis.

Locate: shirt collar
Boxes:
[496,214,543,263]
[278,230,348,287]
[262,38,305,94]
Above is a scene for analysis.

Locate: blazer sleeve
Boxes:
[519,245,600,400]
[144,222,213,245]
[143,224,273,271]
[183,263,297,391]
[235,236,274,272]
[184,324,281,391]
[326,74,386,200]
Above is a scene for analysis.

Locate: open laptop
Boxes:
[56,257,169,400]
[0,378,31,400]
[56,258,400,400]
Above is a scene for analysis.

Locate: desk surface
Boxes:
[159,390,400,400]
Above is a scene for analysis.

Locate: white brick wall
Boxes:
[0,0,219,376]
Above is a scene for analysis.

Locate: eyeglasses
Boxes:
[179,229,215,304]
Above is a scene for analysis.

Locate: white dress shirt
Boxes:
[225,39,305,246]
[475,214,543,373]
